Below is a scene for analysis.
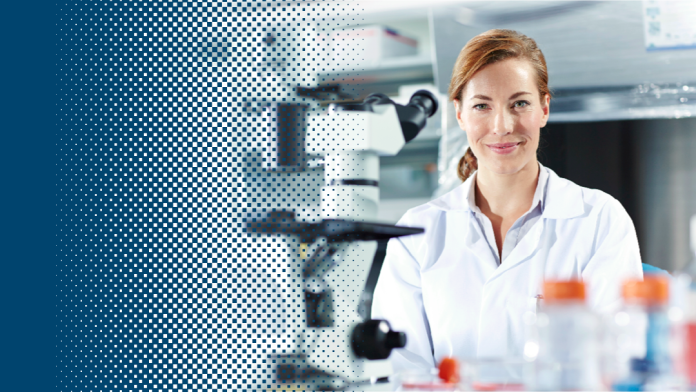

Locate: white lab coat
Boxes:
[371,166,643,372]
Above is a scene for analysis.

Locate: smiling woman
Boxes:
[447,30,554,262]
[448,29,551,183]
[371,29,643,377]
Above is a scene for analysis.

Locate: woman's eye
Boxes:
[474,104,488,110]
[513,101,530,108]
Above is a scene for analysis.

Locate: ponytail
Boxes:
[457,147,478,182]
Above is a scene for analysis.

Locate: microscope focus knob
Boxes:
[351,319,407,360]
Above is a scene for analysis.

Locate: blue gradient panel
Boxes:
[56,1,251,390]
[46,1,362,390]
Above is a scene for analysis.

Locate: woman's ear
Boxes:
[453,99,466,130]
[540,94,550,127]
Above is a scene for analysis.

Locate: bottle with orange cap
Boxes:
[523,280,603,391]
[610,274,686,391]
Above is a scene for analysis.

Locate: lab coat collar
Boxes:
[465,163,548,217]
[427,163,585,220]
[542,168,585,219]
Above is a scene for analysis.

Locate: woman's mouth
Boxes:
[487,142,522,155]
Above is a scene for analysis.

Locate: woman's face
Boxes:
[454,58,550,176]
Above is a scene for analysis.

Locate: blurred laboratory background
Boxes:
[302,0,696,273]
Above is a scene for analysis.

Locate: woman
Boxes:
[371,29,642,372]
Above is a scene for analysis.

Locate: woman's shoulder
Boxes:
[545,168,629,221]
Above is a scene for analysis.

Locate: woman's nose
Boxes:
[493,109,514,135]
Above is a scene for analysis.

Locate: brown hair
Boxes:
[449,29,551,182]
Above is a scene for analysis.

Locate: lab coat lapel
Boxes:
[465,211,499,275]
[491,218,546,280]
[430,178,499,274]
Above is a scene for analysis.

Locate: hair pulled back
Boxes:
[448,29,550,182]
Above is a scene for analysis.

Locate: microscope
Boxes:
[242,18,439,389]
[246,90,439,390]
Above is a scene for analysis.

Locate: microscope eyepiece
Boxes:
[408,89,438,118]
[397,89,440,142]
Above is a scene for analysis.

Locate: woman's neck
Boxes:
[475,161,540,218]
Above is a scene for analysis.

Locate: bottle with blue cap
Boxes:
[611,275,685,390]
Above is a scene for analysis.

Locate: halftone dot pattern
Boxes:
[238,2,373,389]
[57,1,368,390]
